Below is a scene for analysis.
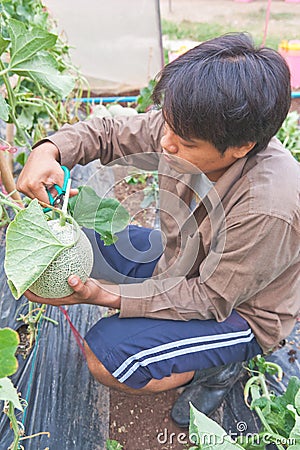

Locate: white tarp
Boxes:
[44,0,164,94]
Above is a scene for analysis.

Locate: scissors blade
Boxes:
[61,178,72,214]
[53,193,65,209]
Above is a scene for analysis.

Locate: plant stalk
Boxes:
[6,123,14,173]
[27,302,37,349]
[250,383,285,450]
[7,401,21,450]
[0,192,23,212]
[33,304,47,324]
[0,61,32,149]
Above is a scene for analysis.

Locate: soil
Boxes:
[109,389,187,450]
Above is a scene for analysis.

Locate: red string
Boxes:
[59,306,86,359]
[261,0,272,47]
[0,144,18,154]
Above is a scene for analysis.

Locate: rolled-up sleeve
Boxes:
[44,110,164,169]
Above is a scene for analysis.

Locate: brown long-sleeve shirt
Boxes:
[46,110,300,354]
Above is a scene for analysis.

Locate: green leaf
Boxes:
[8,18,57,67]
[189,404,244,449]
[4,199,73,299]
[296,388,300,415]
[250,383,298,439]
[0,328,19,378]
[0,377,22,411]
[251,397,269,410]
[283,378,300,408]
[276,111,300,162]
[287,405,300,444]
[11,53,75,98]
[0,36,9,56]
[15,151,28,167]
[136,79,156,112]
[106,439,123,450]
[16,104,40,130]
[68,186,130,246]
[0,95,9,121]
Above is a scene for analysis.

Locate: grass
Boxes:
[270,12,295,21]
[162,19,227,43]
[161,8,300,51]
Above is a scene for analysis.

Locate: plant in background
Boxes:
[188,356,300,450]
[136,79,156,113]
[0,0,89,202]
[125,169,159,222]
[0,326,25,449]
[0,0,87,145]
[276,110,300,162]
[0,17,71,147]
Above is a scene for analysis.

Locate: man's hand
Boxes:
[17,141,78,203]
[24,276,121,309]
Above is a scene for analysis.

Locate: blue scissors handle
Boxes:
[44,165,70,212]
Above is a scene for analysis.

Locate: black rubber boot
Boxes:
[171,362,244,428]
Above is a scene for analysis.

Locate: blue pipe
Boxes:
[74,96,138,104]
[75,93,300,103]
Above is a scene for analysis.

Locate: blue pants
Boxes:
[84,226,261,389]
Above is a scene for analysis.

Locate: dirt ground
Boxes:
[108,2,300,449]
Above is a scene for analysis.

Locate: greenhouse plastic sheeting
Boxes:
[43,0,164,94]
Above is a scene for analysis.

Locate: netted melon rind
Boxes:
[29,220,94,298]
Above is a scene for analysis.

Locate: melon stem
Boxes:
[59,211,66,227]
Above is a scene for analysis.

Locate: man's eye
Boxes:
[182,143,194,149]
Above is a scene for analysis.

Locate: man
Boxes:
[17,33,300,427]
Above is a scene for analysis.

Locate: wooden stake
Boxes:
[0,149,22,202]
[6,122,15,172]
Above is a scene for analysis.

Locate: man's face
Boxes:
[160,123,254,181]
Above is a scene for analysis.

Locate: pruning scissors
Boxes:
[43,165,71,213]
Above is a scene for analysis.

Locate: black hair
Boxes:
[152,33,291,155]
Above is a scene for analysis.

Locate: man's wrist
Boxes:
[102,284,121,309]
[32,140,61,162]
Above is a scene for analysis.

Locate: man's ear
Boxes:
[231,142,256,159]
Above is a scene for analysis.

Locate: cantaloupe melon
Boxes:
[29,219,94,298]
